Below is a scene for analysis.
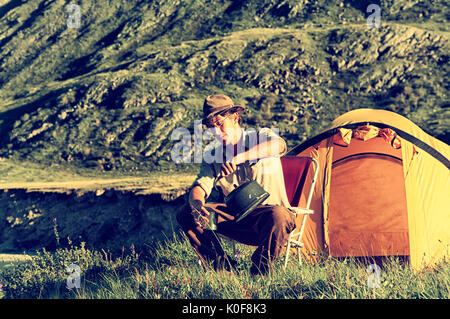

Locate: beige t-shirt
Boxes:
[193,128,291,207]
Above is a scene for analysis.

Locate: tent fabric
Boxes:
[328,149,409,257]
[287,109,449,272]
[289,108,450,169]
[293,139,331,261]
[334,124,402,149]
[401,139,450,270]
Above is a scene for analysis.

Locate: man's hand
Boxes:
[189,198,210,228]
[220,159,237,177]
[190,199,210,217]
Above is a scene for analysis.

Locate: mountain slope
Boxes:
[0,0,448,173]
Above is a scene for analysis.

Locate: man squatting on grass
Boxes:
[177,94,296,276]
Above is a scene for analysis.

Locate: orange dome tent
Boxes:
[287,109,449,272]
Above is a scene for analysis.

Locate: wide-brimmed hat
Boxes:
[202,94,245,125]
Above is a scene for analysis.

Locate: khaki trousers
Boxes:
[176,203,296,272]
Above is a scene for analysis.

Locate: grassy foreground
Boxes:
[0,233,448,299]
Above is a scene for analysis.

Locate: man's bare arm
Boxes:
[233,137,286,165]
[220,137,286,176]
[189,185,210,217]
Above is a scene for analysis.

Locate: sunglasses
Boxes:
[204,112,230,128]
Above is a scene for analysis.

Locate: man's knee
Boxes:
[270,206,296,233]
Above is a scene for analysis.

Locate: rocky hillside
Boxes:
[0,0,448,174]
